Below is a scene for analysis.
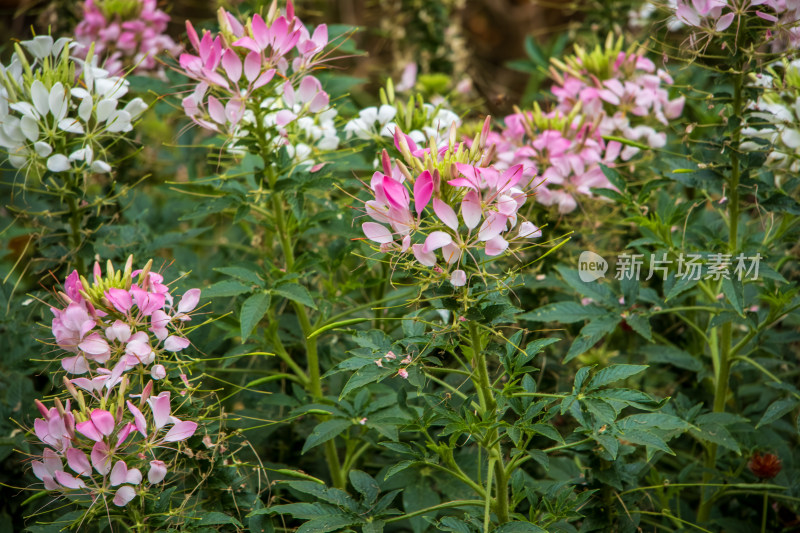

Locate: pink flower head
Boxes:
[75,409,116,442]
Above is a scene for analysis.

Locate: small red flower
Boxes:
[748,452,782,479]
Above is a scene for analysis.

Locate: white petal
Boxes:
[58,118,85,134]
[31,80,50,116]
[49,82,68,121]
[47,154,71,172]
[123,98,147,118]
[20,115,39,142]
[91,160,111,173]
[34,141,53,157]
[95,99,117,123]
[78,98,93,122]
[105,111,132,133]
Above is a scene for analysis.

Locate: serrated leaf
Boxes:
[518,302,607,324]
[240,291,271,342]
[588,364,648,390]
[756,398,799,429]
[385,460,416,480]
[302,419,351,454]
[644,345,702,372]
[618,413,691,431]
[340,364,386,399]
[625,314,652,342]
[273,282,317,310]
[555,265,619,307]
[296,516,360,533]
[690,423,741,454]
[494,523,547,533]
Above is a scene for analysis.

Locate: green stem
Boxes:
[66,193,84,272]
[467,321,509,524]
[761,492,768,533]
[383,500,484,524]
[697,62,746,526]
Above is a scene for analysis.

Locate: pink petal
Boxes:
[232,36,261,54]
[66,448,91,476]
[412,244,437,267]
[110,460,128,486]
[164,335,191,352]
[178,288,201,314]
[113,485,136,507]
[147,392,172,430]
[76,420,103,441]
[62,355,89,375]
[450,270,467,286]
[207,96,226,124]
[127,400,148,436]
[163,420,198,442]
[251,14,269,49]
[90,409,116,436]
[91,441,112,475]
[79,333,110,355]
[55,471,86,489]
[716,12,735,30]
[221,49,242,83]
[478,213,508,242]
[148,460,167,484]
[461,190,482,230]
[253,68,276,89]
[422,231,453,253]
[485,235,509,256]
[413,171,433,217]
[381,176,410,210]
[362,222,393,244]
[433,199,458,230]
[105,288,132,312]
[244,51,261,82]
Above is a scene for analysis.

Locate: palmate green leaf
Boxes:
[385,460,417,480]
[259,502,339,519]
[588,364,648,390]
[214,266,264,285]
[617,413,691,432]
[349,470,380,505]
[339,364,388,399]
[756,398,800,429]
[302,419,352,454]
[690,422,741,454]
[595,433,619,459]
[721,277,744,316]
[622,429,674,460]
[404,477,441,533]
[599,163,626,191]
[363,521,385,533]
[297,515,361,533]
[240,291,271,341]
[283,481,358,510]
[518,302,608,324]
[272,281,317,310]
[565,316,621,363]
[555,265,619,308]
[204,279,254,298]
[192,511,244,527]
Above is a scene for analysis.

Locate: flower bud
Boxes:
[148,460,167,484]
[151,365,167,380]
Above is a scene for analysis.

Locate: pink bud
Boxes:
[151,364,167,380]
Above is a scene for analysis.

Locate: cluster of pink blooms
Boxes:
[52,262,198,376]
[30,258,200,507]
[361,121,542,287]
[486,50,684,213]
[675,0,800,48]
[74,0,180,76]
[179,4,332,143]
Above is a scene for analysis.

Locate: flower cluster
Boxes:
[30,257,200,509]
[52,257,199,376]
[674,0,800,50]
[74,0,180,76]
[179,5,339,167]
[485,36,684,213]
[487,106,621,213]
[360,120,542,286]
[550,36,684,155]
[0,36,146,178]
[344,80,461,150]
[741,59,800,185]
